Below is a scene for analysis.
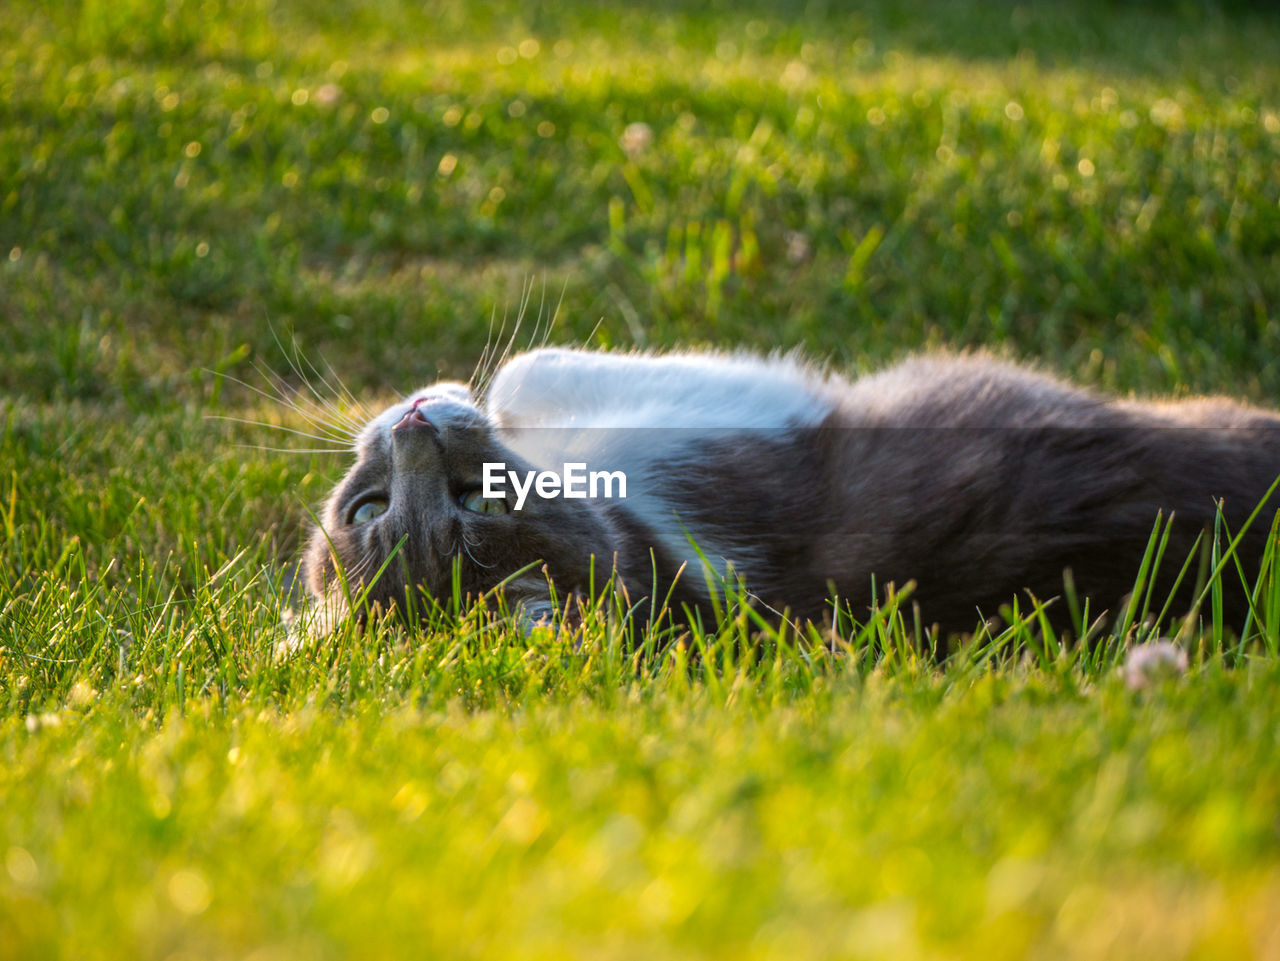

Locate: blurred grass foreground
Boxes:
[3,1,1280,959]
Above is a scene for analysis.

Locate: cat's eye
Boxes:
[460,488,509,515]
[350,497,389,525]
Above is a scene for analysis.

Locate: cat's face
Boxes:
[301,383,613,627]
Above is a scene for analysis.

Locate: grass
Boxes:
[3,0,1280,957]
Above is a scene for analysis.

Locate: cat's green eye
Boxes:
[350,498,388,524]
[460,489,509,515]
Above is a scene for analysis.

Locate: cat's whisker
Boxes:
[267,325,368,435]
[347,551,374,580]
[294,337,372,426]
[350,550,386,591]
[210,410,351,444]
[238,358,329,430]
[471,278,562,401]
[582,315,605,350]
[203,366,357,440]
[335,550,376,594]
[211,389,353,435]
[470,308,505,396]
[263,355,366,432]
[516,277,536,340]
[498,300,532,392]
[527,275,560,354]
[317,355,371,422]
[459,537,495,570]
[477,331,510,397]
[517,276,547,355]
[474,299,529,398]
[233,444,351,455]
[208,413,356,447]
[741,588,805,639]
[249,358,365,440]
[546,275,571,347]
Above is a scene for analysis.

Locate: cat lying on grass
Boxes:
[300,348,1280,640]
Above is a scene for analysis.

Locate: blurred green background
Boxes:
[4,2,1280,959]
[4,0,1279,414]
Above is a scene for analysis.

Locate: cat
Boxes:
[301,348,1280,638]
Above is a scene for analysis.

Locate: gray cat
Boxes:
[301,348,1280,637]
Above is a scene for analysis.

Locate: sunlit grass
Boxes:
[3,0,1280,957]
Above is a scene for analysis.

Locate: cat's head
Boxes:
[300,383,614,630]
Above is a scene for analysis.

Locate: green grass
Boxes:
[4,0,1280,957]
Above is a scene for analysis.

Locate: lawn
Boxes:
[3,0,1280,957]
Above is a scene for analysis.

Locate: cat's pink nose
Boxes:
[393,405,435,432]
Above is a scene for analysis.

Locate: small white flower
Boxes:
[785,231,812,265]
[620,121,654,157]
[313,83,342,106]
[1123,639,1188,690]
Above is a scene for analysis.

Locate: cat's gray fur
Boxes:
[302,349,1280,636]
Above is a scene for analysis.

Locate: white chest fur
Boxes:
[483,348,836,579]
[484,348,834,430]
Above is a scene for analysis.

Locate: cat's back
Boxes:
[833,352,1121,429]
